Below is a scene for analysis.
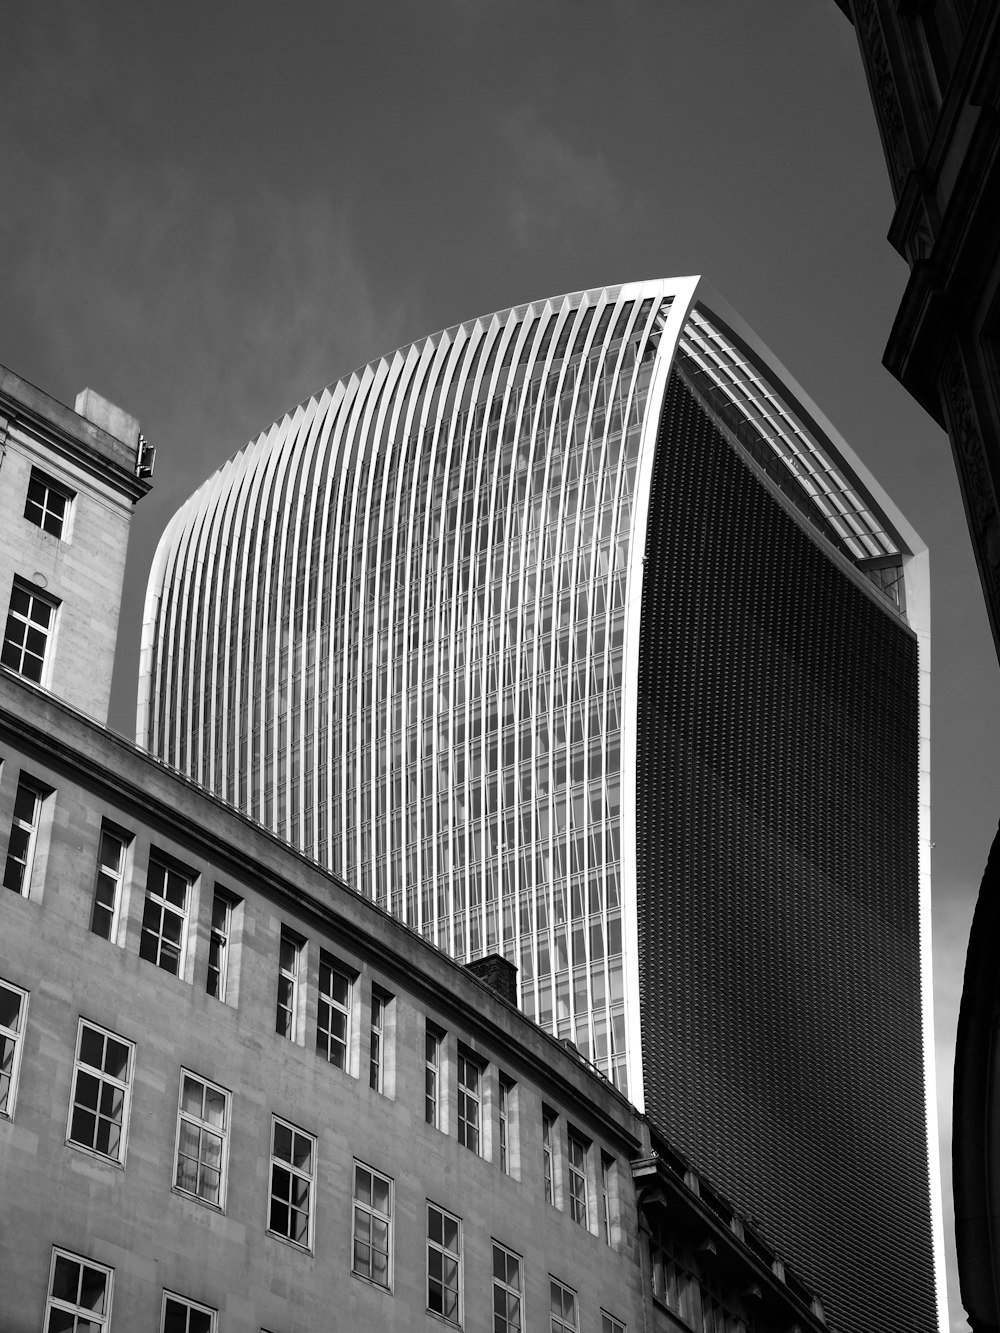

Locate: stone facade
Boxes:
[0,364,149,726]
[0,670,825,1333]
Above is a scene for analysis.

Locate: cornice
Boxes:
[0,368,151,506]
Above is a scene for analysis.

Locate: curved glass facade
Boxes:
[139,278,942,1333]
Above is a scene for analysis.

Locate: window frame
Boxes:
[160,1290,217,1332]
[568,1130,590,1227]
[498,1073,514,1175]
[139,851,193,978]
[542,1110,555,1205]
[316,951,353,1071]
[457,1047,483,1155]
[89,823,131,943]
[268,1114,315,1251]
[173,1068,231,1210]
[275,926,303,1040]
[44,1247,113,1332]
[352,1159,393,1290]
[1,576,59,685]
[67,1018,134,1166]
[492,1241,523,1333]
[550,1277,579,1333]
[426,1201,463,1325]
[600,1152,614,1244]
[206,888,237,1001]
[3,775,47,897]
[25,467,74,539]
[425,1024,442,1128]
[601,1313,626,1333]
[0,977,28,1119]
[369,987,388,1092]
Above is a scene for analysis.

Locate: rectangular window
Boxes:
[161,1291,216,1332]
[543,1110,555,1205]
[457,1049,482,1154]
[269,1116,314,1249]
[45,1248,113,1332]
[25,468,73,539]
[550,1278,578,1333]
[3,776,45,896]
[427,1202,462,1324]
[206,889,236,1000]
[275,927,302,1039]
[174,1070,230,1208]
[369,988,388,1092]
[90,824,130,941]
[2,578,59,684]
[650,1225,688,1316]
[0,978,27,1118]
[316,952,352,1069]
[68,1019,133,1164]
[601,1153,614,1244]
[498,1074,513,1175]
[139,853,192,976]
[353,1161,392,1288]
[492,1242,522,1333]
[601,1314,625,1333]
[568,1131,589,1227]
[425,1025,442,1127]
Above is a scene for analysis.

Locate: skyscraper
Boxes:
[140,278,944,1332]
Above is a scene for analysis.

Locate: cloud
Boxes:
[498,106,642,248]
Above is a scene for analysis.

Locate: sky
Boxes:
[1,3,994,1326]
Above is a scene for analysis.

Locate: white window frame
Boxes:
[207,889,236,1001]
[352,1160,393,1289]
[601,1313,626,1333]
[568,1131,590,1227]
[498,1074,514,1175]
[275,927,302,1040]
[0,978,28,1119]
[492,1241,523,1333]
[543,1110,555,1205]
[369,988,389,1092]
[160,1290,217,1332]
[550,1277,579,1333]
[139,852,192,977]
[90,824,131,943]
[67,1019,134,1165]
[427,1201,462,1325]
[457,1048,482,1155]
[316,951,352,1070]
[425,1025,442,1127]
[1,577,59,685]
[173,1069,231,1209]
[268,1115,315,1251]
[3,775,46,897]
[25,467,74,539]
[45,1247,113,1332]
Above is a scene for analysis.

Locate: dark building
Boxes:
[139,279,944,1333]
[831,4,1000,1326]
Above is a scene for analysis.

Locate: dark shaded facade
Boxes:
[636,371,935,1333]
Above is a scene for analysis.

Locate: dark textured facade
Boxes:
[637,371,933,1331]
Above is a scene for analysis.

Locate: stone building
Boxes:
[0,371,827,1330]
